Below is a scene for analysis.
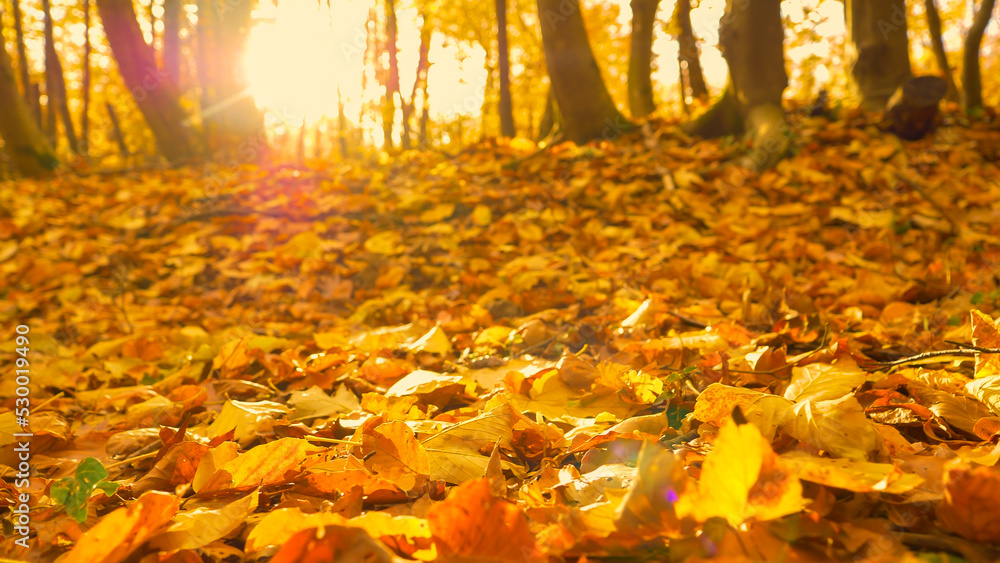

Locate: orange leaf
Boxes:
[428,479,542,562]
[63,491,178,563]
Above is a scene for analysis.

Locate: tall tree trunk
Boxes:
[106,101,130,157]
[95,0,197,161]
[0,19,59,177]
[962,0,997,113]
[11,0,35,111]
[403,13,432,149]
[383,0,400,151]
[627,0,659,118]
[675,0,708,101]
[81,0,92,155]
[42,0,80,153]
[197,0,263,156]
[163,0,182,84]
[923,0,959,102]
[685,0,789,171]
[846,0,912,111]
[536,0,630,144]
[496,0,515,136]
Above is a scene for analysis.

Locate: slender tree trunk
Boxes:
[923,0,959,102]
[42,0,80,153]
[962,0,997,113]
[675,0,708,101]
[627,0,659,118]
[11,0,35,112]
[536,0,630,144]
[383,0,400,150]
[81,0,92,155]
[0,19,59,177]
[163,0,182,84]
[497,0,515,136]
[846,0,912,111]
[95,0,197,161]
[685,0,789,171]
[106,101,129,156]
[403,13,432,148]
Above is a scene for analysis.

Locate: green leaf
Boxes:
[51,457,118,523]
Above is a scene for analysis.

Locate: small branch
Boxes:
[874,348,976,367]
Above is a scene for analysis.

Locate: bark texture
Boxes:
[627,0,659,118]
[537,0,629,144]
[96,0,196,161]
[846,0,912,111]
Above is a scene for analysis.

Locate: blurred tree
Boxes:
[96,0,197,161]
[846,0,912,110]
[923,0,959,102]
[0,12,59,176]
[81,0,93,155]
[962,0,997,113]
[497,0,515,136]
[537,0,629,143]
[11,0,39,122]
[673,0,708,105]
[686,0,788,170]
[384,0,401,150]
[627,0,659,117]
[42,0,80,153]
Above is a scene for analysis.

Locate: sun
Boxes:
[244,2,367,125]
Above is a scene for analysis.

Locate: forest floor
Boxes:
[4,113,1000,561]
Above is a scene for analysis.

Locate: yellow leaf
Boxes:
[972,310,1000,378]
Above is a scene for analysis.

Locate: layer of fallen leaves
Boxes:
[4,113,1000,562]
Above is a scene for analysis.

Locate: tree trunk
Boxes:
[497,0,516,136]
[0,21,59,177]
[685,0,789,171]
[81,0,92,155]
[96,0,197,161]
[42,0,80,153]
[675,0,708,101]
[846,0,912,111]
[627,0,659,118]
[403,13,432,149]
[923,0,959,102]
[197,0,263,156]
[106,101,130,157]
[962,0,997,113]
[163,0,182,85]
[536,0,629,144]
[11,0,34,109]
[383,0,400,151]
